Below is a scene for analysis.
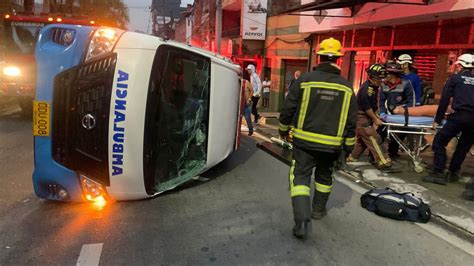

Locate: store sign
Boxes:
[242,0,267,40]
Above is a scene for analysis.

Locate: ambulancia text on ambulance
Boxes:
[32,25,242,204]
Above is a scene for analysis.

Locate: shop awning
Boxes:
[283,0,431,17]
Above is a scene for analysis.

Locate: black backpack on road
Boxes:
[361,188,431,223]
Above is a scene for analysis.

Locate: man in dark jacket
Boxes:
[379,62,416,158]
[279,37,357,240]
[422,53,474,201]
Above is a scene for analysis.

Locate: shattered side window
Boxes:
[144,45,210,193]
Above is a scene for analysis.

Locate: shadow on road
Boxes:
[160,136,259,195]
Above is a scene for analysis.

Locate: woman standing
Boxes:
[262,76,271,108]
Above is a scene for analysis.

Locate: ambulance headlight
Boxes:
[3,66,21,77]
[80,174,108,207]
[85,28,124,62]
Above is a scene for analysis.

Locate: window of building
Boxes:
[374,27,392,47]
[440,18,471,45]
[394,21,437,46]
[353,28,372,48]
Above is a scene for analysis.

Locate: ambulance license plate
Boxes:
[33,101,50,136]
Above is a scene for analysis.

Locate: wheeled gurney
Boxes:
[381,114,439,173]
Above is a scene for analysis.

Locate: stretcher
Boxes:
[381,114,439,173]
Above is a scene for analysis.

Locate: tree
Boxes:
[80,0,130,29]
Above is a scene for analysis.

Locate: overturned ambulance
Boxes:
[32,25,242,203]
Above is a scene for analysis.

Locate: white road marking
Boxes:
[76,243,103,266]
[335,173,474,256]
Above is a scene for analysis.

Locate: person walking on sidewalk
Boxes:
[246,64,262,123]
[379,62,416,159]
[348,64,399,172]
[422,54,474,197]
[262,76,271,108]
[279,37,357,240]
[242,79,254,136]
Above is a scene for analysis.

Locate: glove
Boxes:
[279,130,289,141]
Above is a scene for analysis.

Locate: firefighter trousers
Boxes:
[352,127,390,166]
[290,146,339,223]
[432,111,474,173]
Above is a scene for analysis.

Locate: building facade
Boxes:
[174,0,261,73]
[264,13,310,111]
[298,0,474,97]
[151,0,185,38]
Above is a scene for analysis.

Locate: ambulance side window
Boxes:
[145,45,211,192]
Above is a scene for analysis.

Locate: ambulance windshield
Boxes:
[4,22,43,55]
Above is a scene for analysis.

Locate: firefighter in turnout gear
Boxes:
[348,64,400,172]
[279,37,357,239]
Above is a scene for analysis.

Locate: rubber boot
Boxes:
[462,183,474,201]
[447,170,461,182]
[292,219,310,240]
[311,191,329,220]
[422,171,448,185]
[376,161,402,173]
[346,154,358,163]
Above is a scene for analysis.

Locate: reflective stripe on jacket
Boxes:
[279,62,357,152]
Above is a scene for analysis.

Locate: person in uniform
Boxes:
[379,62,416,159]
[348,64,399,172]
[422,54,474,200]
[397,54,423,106]
[279,38,357,239]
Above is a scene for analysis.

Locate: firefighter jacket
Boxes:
[278,62,357,153]
[435,69,474,124]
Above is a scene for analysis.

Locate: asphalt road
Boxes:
[0,108,473,265]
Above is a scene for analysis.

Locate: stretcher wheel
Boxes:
[413,162,424,173]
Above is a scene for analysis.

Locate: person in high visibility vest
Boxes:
[279,37,357,239]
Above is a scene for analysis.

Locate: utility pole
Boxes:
[215,0,222,54]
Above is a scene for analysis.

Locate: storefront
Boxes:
[299,0,474,98]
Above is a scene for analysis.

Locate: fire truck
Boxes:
[1,13,96,114]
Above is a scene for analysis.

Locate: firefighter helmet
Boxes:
[385,62,403,75]
[366,64,386,79]
[316,38,343,57]
[397,54,413,65]
[455,53,474,69]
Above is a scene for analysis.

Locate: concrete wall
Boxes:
[264,14,310,112]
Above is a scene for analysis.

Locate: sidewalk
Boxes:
[250,114,474,237]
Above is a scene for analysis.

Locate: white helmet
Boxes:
[455,53,474,69]
[397,54,413,64]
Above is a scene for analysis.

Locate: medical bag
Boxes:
[360,188,431,223]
